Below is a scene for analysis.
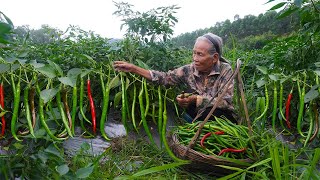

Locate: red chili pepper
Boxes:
[87,79,96,135]
[285,89,293,129]
[218,148,246,156]
[0,83,5,137]
[200,131,224,148]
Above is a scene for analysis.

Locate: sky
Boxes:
[1,0,277,39]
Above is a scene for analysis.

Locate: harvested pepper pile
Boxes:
[176,117,256,160]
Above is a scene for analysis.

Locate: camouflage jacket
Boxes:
[149,60,234,111]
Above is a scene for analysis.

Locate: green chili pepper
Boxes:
[36,83,67,141]
[71,78,78,136]
[100,72,111,141]
[24,84,35,137]
[139,79,154,144]
[272,81,278,132]
[297,72,306,137]
[10,68,22,141]
[162,89,188,162]
[56,85,73,137]
[120,73,127,131]
[158,86,163,145]
[131,83,138,132]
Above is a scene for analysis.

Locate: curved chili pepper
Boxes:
[10,69,22,141]
[56,86,73,137]
[285,89,293,129]
[218,148,246,156]
[0,83,5,137]
[18,85,34,136]
[309,104,318,143]
[100,72,111,141]
[200,131,224,148]
[87,78,96,135]
[62,88,72,129]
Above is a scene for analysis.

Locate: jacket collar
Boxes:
[193,60,221,77]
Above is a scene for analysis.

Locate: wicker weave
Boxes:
[168,133,254,175]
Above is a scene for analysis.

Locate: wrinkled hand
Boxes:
[113,61,136,73]
[176,94,196,108]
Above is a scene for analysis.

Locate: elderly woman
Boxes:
[113,33,236,122]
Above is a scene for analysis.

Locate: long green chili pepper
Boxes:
[144,79,150,117]
[56,86,73,137]
[29,87,36,133]
[158,86,163,143]
[272,81,278,132]
[120,73,127,131]
[162,89,188,162]
[279,83,289,131]
[100,72,111,141]
[19,84,35,137]
[36,83,67,141]
[304,102,314,147]
[254,84,269,126]
[62,88,73,133]
[309,103,318,143]
[131,83,138,132]
[139,79,154,144]
[255,97,261,120]
[297,72,306,137]
[71,83,77,136]
[10,68,22,141]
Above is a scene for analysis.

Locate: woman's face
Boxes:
[192,39,219,73]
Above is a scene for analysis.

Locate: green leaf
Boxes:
[109,75,120,89]
[13,142,24,149]
[58,76,77,87]
[114,91,122,107]
[136,59,150,69]
[44,144,63,159]
[29,60,45,68]
[277,7,299,19]
[67,68,82,77]
[40,88,59,103]
[314,70,320,76]
[0,64,10,73]
[256,65,268,74]
[76,165,94,179]
[269,2,286,11]
[80,69,91,78]
[304,85,319,103]
[268,74,279,81]
[33,128,46,138]
[47,60,63,77]
[36,64,57,78]
[56,164,69,176]
[256,79,266,88]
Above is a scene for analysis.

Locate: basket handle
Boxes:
[181,59,242,157]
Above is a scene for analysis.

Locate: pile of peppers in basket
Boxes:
[176,117,255,160]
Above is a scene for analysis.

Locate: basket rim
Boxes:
[169,132,254,167]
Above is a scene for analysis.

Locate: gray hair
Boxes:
[196,33,223,58]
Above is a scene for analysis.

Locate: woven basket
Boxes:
[168,132,254,176]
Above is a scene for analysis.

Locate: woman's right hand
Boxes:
[113,61,136,73]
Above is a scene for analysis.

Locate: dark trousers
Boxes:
[186,103,237,123]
